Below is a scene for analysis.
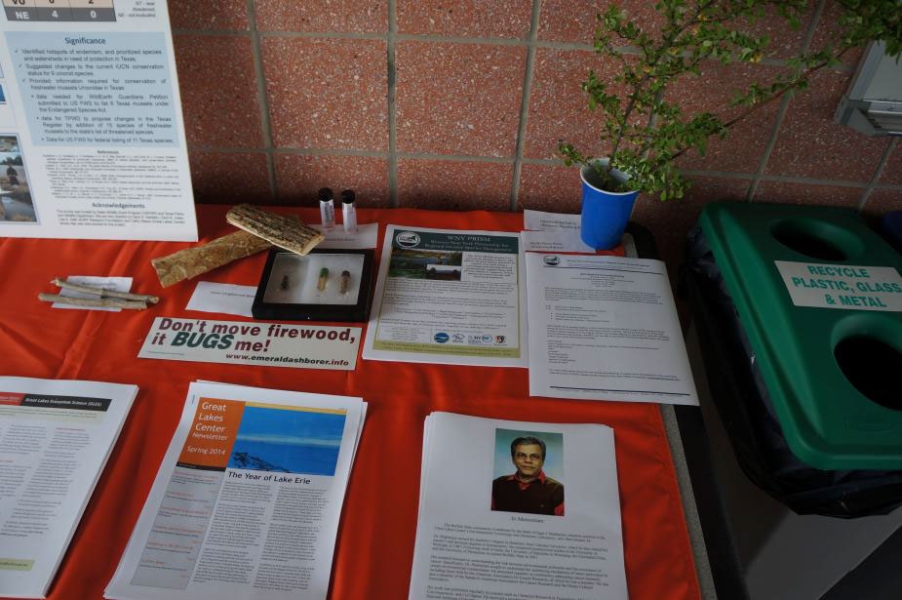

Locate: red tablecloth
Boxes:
[0,206,701,600]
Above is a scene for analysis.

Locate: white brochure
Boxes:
[0,0,197,240]
[363,225,528,367]
[311,222,378,249]
[0,376,137,599]
[526,253,698,405]
[186,282,256,318]
[106,381,366,600]
[521,229,595,253]
[409,412,627,600]
[523,209,581,232]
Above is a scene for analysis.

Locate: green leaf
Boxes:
[563,0,902,205]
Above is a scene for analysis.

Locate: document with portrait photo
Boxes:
[410,412,627,600]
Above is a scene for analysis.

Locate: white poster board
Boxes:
[0,0,197,240]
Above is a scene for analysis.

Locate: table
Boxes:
[0,205,706,600]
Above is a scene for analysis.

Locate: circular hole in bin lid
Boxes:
[771,220,859,261]
[834,336,902,411]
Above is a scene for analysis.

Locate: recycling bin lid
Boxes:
[699,202,902,470]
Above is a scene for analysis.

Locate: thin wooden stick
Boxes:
[51,278,160,304]
[38,293,148,310]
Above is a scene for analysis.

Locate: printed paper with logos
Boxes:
[363,225,527,367]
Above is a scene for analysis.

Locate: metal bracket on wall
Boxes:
[835,41,902,136]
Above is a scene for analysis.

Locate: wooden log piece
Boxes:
[151,230,273,288]
[226,204,324,256]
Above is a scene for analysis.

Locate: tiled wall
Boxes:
[171,0,902,268]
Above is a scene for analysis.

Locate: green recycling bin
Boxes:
[698,202,902,470]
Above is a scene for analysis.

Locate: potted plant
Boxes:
[559,0,902,250]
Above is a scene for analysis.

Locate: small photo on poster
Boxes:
[0,87,15,129]
[388,247,463,281]
[491,428,565,517]
[0,135,36,223]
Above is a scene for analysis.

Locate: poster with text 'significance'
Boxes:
[0,0,197,240]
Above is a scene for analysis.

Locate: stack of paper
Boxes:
[106,381,366,600]
[524,252,699,405]
[409,412,628,600]
[0,377,138,599]
[363,224,528,368]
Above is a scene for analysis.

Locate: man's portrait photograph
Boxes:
[491,429,564,517]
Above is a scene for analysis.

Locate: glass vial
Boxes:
[341,189,358,235]
[319,187,335,232]
[340,270,351,295]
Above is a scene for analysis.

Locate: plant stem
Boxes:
[609,0,718,166]
[670,45,852,161]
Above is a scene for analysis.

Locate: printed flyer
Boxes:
[363,225,528,368]
[0,0,197,240]
[409,413,628,600]
[0,376,137,599]
[526,253,698,405]
[106,381,366,600]
[138,318,361,370]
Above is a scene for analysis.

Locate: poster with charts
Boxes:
[0,0,197,240]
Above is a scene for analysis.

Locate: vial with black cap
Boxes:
[341,189,358,235]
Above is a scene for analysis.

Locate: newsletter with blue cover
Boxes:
[106,382,366,600]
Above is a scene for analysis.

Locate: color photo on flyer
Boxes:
[138,317,360,370]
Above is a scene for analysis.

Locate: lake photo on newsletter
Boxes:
[227,405,347,476]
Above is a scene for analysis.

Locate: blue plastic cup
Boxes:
[580,161,639,250]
